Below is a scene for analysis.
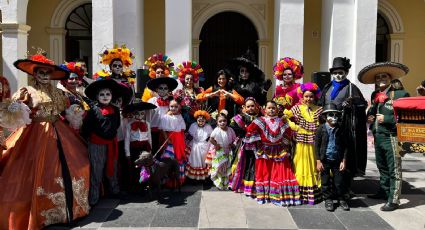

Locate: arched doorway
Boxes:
[376,13,390,62]
[65,3,92,75]
[199,12,259,88]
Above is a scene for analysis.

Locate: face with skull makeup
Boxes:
[326,112,340,126]
[331,69,347,82]
[34,67,53,85]
[110,59,124,76]
[97,88,112,105]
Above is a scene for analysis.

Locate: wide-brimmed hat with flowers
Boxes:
[358,62,409,84]
[14,54,69,80]
[59,62,85,80]
[175,61,204,84]
[273,57,303,81]
[144,53,175,79]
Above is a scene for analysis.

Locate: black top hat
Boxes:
[85,79,131,103]
[322,103,341,114]
[329,57,352,72]
[123,102,157,114]
[146,77,178,91]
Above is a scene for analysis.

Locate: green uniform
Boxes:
[367,86,409,204]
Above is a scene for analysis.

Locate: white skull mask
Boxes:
[97,88,112,105]
[331,69,347,82]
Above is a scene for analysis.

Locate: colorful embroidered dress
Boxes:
[207,127,237,190]
[173,87,204,126]
[245,116,301,206]
[229,113,258,196]
[285,104,323,204]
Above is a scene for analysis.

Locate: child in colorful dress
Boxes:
[185,110,213,180]
[229,97,260,196]
[245,100,300,206]
[160,99,187,186]
[208,110,237,190]
[284,82,322,205]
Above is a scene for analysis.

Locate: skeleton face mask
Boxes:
[326,112,339,125]
[34,67,52,84]
[97,88,112,105]
[111,60,123,76]
[331,69,347,82]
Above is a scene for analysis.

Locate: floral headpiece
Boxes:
[99,44,135,67]
[144,53,175,79]
[194,110,211,120]
[59,62,85,79]
[92,69,111,81]
[175,61,204,83]
[273,57,303,80]
[297,82,321,99]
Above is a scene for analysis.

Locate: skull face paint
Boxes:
[331,69,347,82]
[97,88,112,105]
[34,67,52,84]
[111,60,124,76]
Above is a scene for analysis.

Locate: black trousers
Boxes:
[321,159,347,200]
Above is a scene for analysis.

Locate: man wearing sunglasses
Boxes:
[318,57,368,199]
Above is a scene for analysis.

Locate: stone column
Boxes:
[46,27,67,65]
[113,0,144,69]
[165,0,192,65]
[273,0,305,63]
[387,33,404,63]
[1,23,31,92]
[320,0,377,98]
[92,0,114,73]
[258,39,269,73]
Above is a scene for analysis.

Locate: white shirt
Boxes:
[124,119,152,156]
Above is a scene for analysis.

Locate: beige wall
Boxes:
[27,0,60,58]
[303,0,322,82]
[386,0,425,95]
[144,0,165,58]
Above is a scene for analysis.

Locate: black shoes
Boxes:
[367,193,388,200]
[325,199,334,212]
[339,200,350,211]
[380,202,399,211]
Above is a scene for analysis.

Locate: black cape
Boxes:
[318,81,368,176]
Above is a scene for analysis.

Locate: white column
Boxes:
[46,27,67,64]
[165,0,192,65]
[352,0,377,98]
[113,0,144,69]
[1,23,31,92]
[92,0,114,73]
[273,0,304,63]
[320,0,355,72]
[258,39,268,73]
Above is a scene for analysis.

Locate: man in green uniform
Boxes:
[358,62,410,211]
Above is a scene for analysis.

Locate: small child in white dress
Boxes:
[207,110,237,190]
[185,110,213,180]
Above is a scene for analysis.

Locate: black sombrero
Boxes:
[146,77,178,91]
[85,79,131,102]
[123,102,157,114]
[358,62,409,84]
[14,54,69,80]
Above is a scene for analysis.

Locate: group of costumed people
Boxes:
[0,42,411,229]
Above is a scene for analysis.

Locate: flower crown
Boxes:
[194,110,211,120]
[297,82,321,99]
[92,69,111,81]
[273,57,303,80]
[100,44,135,67]
[59,62,85,78]
[175,61,204,83]
[144,53,175,79]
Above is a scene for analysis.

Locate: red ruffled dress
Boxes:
[244,116,301,206]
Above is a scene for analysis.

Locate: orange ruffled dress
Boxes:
[0,84,90,230]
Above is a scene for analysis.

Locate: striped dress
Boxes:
[285,104,323,204]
